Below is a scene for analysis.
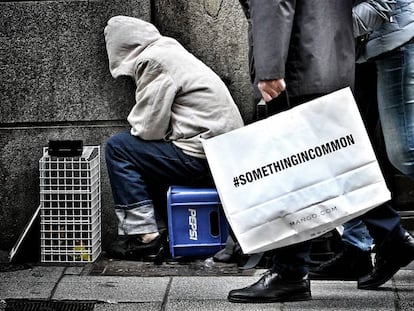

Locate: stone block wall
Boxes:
[153,0,254,120]
[0,0,253,254]
[0,0,150,252]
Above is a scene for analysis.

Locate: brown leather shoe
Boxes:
[228,271,311,303]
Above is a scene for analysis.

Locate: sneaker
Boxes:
[358,232,414,289]
[107,234,163,261]
[309,243,373,280]
[228,271,311,303]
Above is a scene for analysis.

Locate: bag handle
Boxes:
[256,90,291,120]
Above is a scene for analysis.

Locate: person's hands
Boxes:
[258,79,286,102]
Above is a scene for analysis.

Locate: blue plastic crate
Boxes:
[167,186,229,258]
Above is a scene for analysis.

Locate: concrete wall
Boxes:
[0,0,149,252]
[0,0,253,254]
[152,0,254,120]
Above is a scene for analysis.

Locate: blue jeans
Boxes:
[341,44,414,252]
[342,219,373,252]
[377,43,414,179]
[105,130,211,235]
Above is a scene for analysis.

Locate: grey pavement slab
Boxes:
[1,265,413,311]
[311,279,395,300]
[166,276,280,310]
[396,288,414,311]
[165,300,281,310]
[165,276,393,310]
[0,266,65,300]
[93,302,162,311]
[282,299,394,311]
[64,266,85,276]
[52,275,170,303]
[393,271,414,311]
[168,276,259,301]
[302,280,395,310]
[394,269,414,285]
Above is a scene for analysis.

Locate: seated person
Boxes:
[103,16,244,260]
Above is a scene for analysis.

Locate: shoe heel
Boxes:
[286,291,312,302]
[142,244,167,264]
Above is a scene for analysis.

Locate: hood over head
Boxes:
[104,16,162,78]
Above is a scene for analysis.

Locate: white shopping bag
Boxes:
[202,87,391,254]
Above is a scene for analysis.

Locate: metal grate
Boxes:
[5,299,94,311]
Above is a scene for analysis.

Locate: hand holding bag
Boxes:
[202,87,390,254]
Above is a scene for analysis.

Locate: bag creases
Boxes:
[225,160,384,224]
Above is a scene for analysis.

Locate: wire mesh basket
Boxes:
[39,146,101,263]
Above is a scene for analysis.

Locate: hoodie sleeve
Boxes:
[353,0,396,37]
[127,59,178,140]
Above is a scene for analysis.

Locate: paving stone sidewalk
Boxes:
[1,257,413,311]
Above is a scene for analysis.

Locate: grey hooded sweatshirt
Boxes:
[104,16,244,159]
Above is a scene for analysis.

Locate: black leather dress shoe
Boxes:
[358,232,414,289]
[228,271,311,303]
[309,243,373,281]
[107,234,164,261]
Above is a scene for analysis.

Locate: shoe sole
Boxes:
[357,255,414,290]
[357,266,400,290]
[107,244,166,263]
[228,292,311,303]
[308,273,359,281]
[125,245,166,262]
